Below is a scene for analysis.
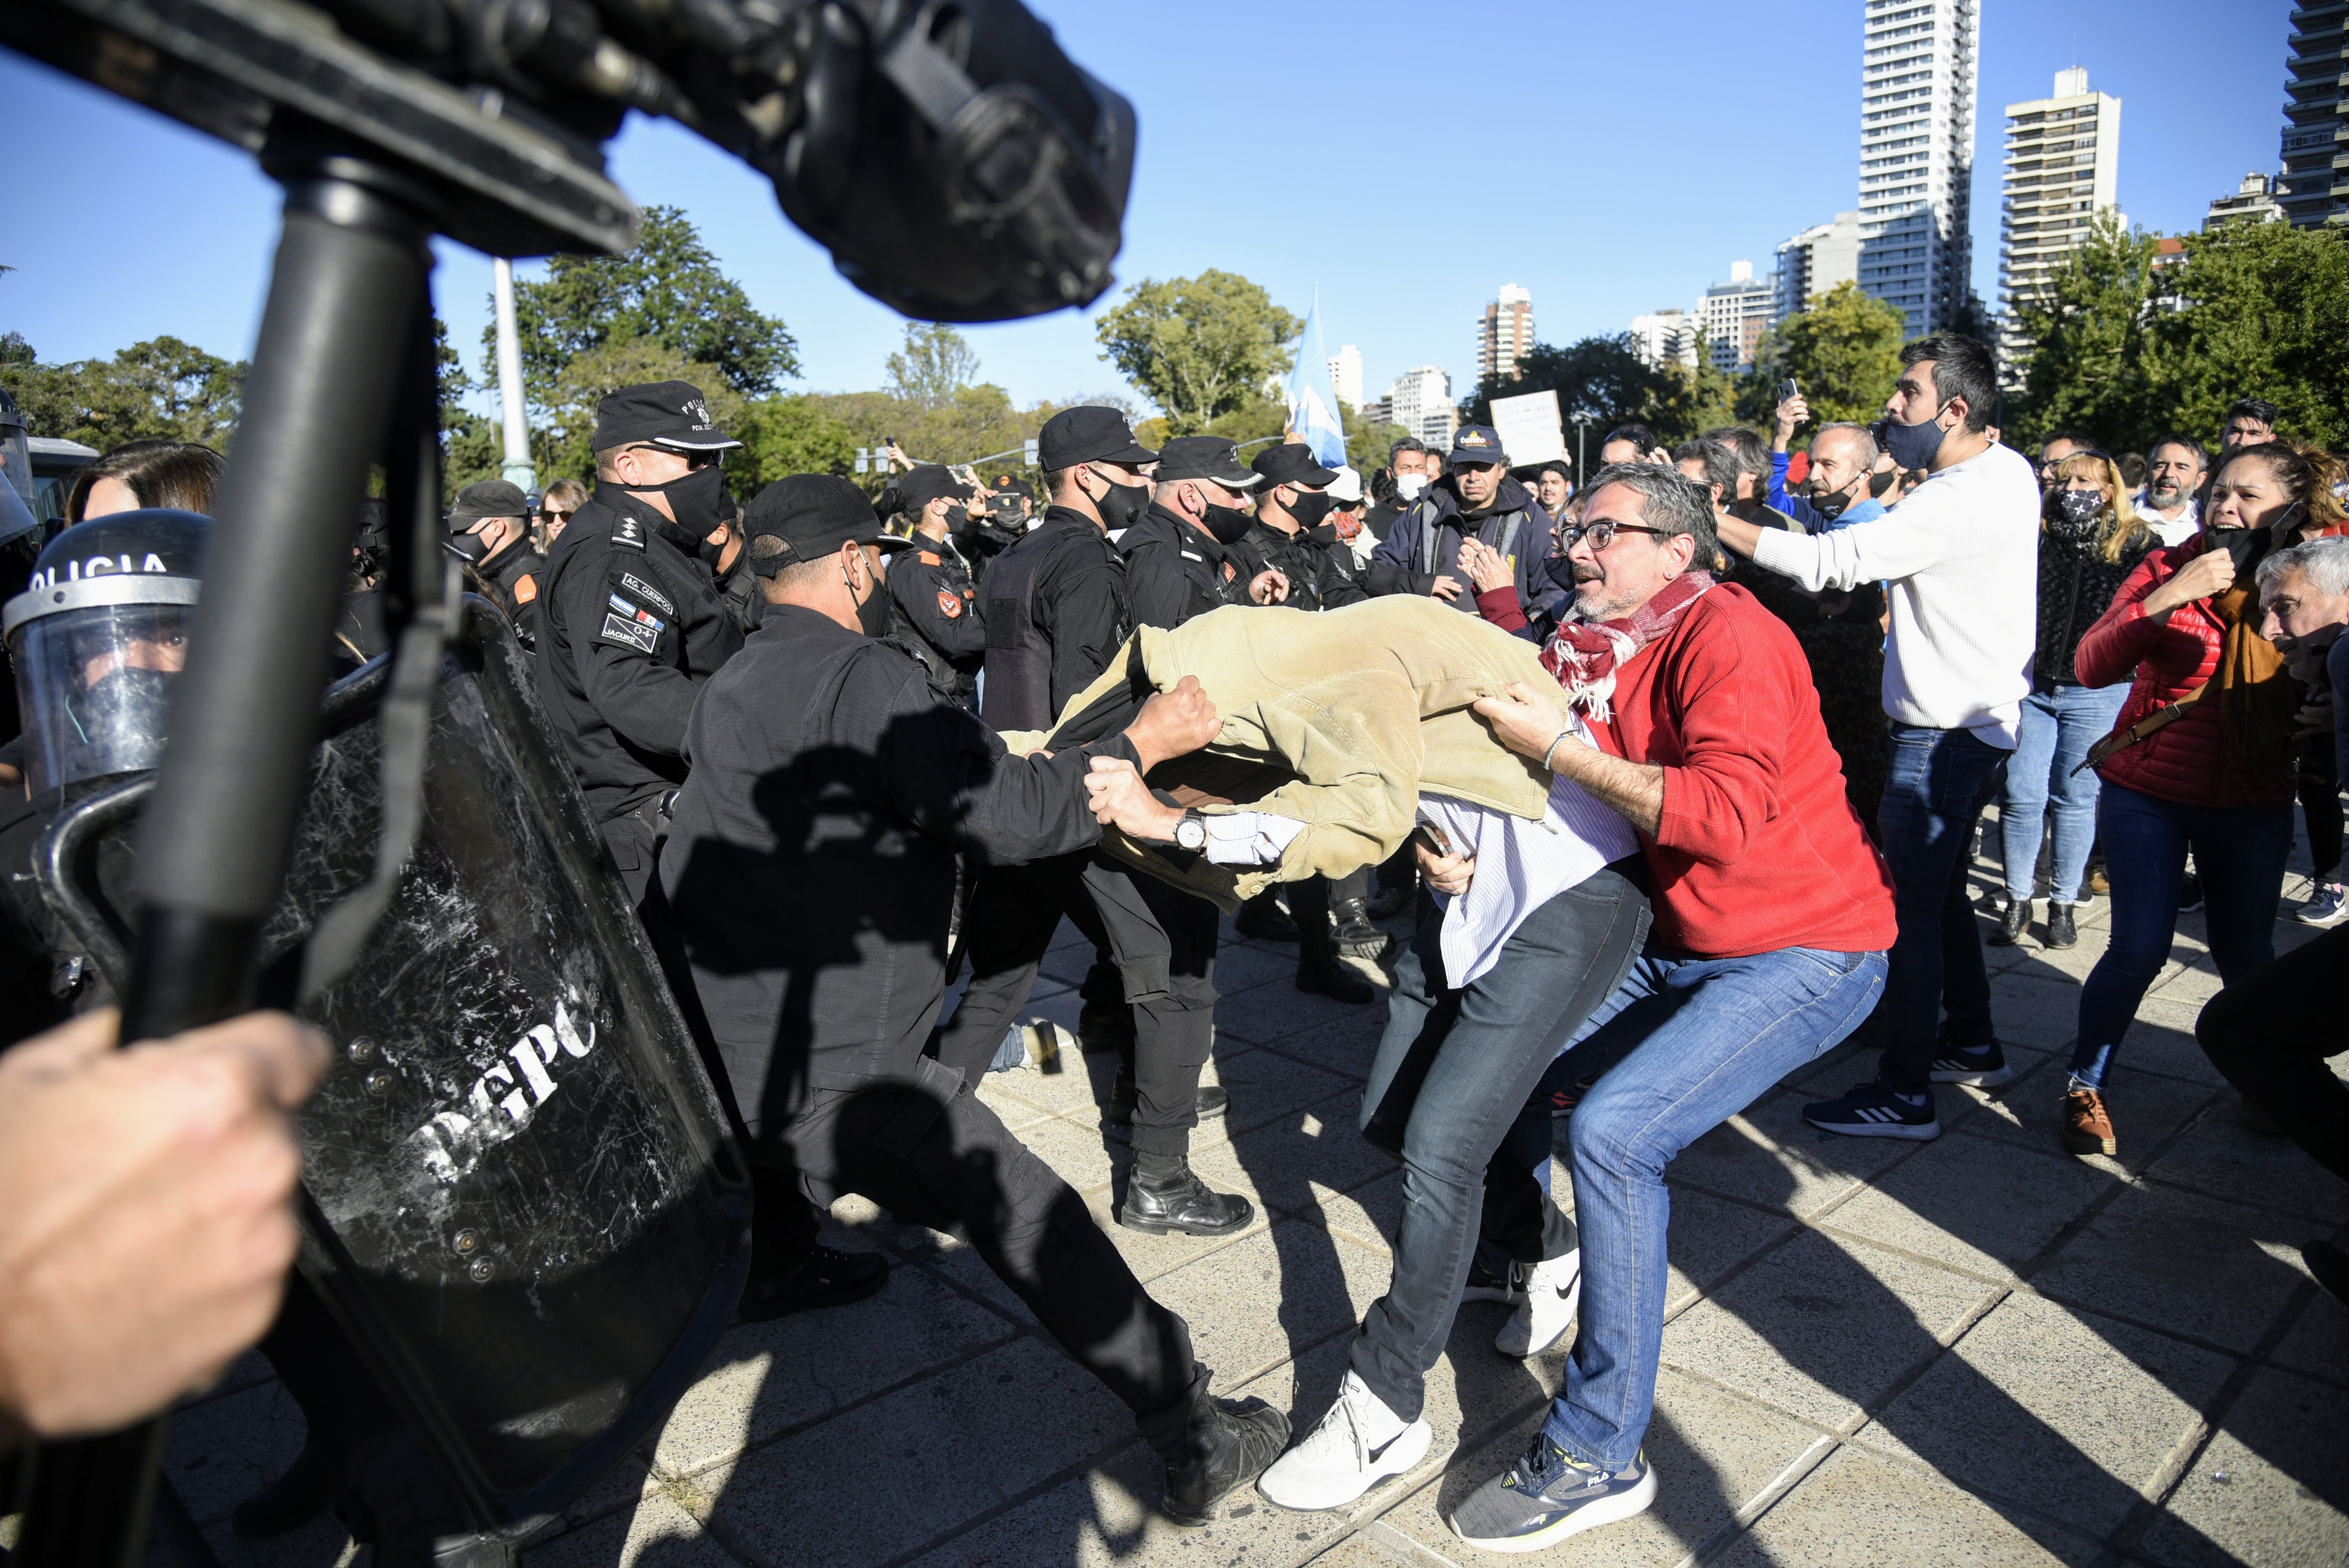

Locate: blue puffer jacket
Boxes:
[1365,473,1557,633]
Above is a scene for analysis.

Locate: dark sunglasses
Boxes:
[539,508,575,522]
[1564,521,1668,550]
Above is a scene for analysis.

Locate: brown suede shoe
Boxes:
[2062,1088,2117,1157]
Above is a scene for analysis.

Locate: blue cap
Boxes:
[1447,425,1509,468]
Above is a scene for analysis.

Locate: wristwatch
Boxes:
[1172,811,1209,852]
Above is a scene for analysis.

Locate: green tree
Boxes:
[434,318,505,497]
[2142,219,2349,451]
[530,336,747,485]
[733,395,860,489]
[2008,213,2163,449]
[1460,334,1719,450]
[885,323,981,411]
[1095,271,1300,435]
[1745,280,1908,434]
[504,206,799,399]
[2,336,245,450]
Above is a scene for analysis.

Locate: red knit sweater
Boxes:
[1588,584,1898,958]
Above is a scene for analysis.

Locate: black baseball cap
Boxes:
[1251,442,1340,490]
[1447,425,1509,468]
[591,380,744,455]
[898,465,974,511]
[1154,437,1262,489]
[1037,405,1156,470]
[743,475,912,576]
[446,479,530,532]
[992,475,1035,499]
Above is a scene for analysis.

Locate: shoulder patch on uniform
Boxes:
[599,610,660,654]
[937,588,963,619]
[615,570,675,617]
[612,516,646,551]
[513,573,537,604]
[918,550,942,566]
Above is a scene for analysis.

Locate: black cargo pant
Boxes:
[2196,922,2349,1186]
[785,1059,1203,1433]
[598,793,672,912]
[936,851,1218,1157]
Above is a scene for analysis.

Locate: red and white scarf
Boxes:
[1540,570,1714,722]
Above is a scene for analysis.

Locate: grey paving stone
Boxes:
[1144,1220,1391,1387]
[1214,939,1311,997]
[2269,1282,2349,1387]
[165,1379,308,1527]
[1309,1166,1401,1255]
[1192,1092,1393,1220]
[1851,1293,2235,1536]
[2034,1184,2329,1355]
[1959,1066,2219,1178]
[1716,1444,2102,1566]
[1217,978,1392,1049]
[1211,1047,1356,1138]
[2144,1107,2349,1223]
[1012,1113,1127,1197]
[2134,1365,2349,1568]
[2107,998,2232,1088]
[1371,1371,1833,1568]
[700,1336,1132,1568]
[652,1262,1019,1477]
[1992,972,2092,1052]
[974,1046,1121,1126]
[1820,1133,2118,1281]
[1661,1188,1803,1314]
[524,1493,737,1568]
[188,1512,365,1568]
[1248,1014,1388,1082]
[915,1233,1039,1327]
[1663,1090,1924,1221]
[1658,1230,2000,1429]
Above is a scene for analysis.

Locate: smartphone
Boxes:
[1414,819,1454,857]
[1779,378,1800,401]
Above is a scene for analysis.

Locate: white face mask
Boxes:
[1395,474,1428,502]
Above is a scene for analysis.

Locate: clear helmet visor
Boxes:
[0,424,30,505]
[9,603,192,799]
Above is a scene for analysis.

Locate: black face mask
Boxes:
[1285,489,1334,529]
[696,532,728,570]
[445,530,492,566]
[634,464,731,550]
[1089,474,1151,532]
[852,559,892,637]
[1201,501,1254,546]
[2213,523,2277,575]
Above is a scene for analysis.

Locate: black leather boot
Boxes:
[1119,1153,1253,1236]
[1330,897,1394,963]
[2045,902,2078,949]
[1108,1071,1228,1126]
[1987,898,2029,947]
[1139,1368,1291,1527]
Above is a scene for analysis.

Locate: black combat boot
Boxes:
[1329,897,1394,963]
[1119,1151,1253,1237]
[1139,1368,1291,1526]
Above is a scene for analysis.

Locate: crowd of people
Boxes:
[0,332,2345,1558]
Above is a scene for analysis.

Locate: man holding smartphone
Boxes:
[1767,388,1891,533]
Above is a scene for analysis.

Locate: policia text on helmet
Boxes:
[0,0,1135,1563]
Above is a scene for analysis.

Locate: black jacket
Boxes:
[1366,474,1553,616]
[887,533,987,695]
[980,506,1133,728]
[2034,519,2155,690]
[537,484,745,821]
[1120,504,1262,629]
[658,606,1142,1120]
[1243,518,1367,613]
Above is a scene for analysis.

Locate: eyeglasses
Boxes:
[1564,521,1668,550]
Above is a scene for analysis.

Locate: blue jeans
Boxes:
[2000,684,2131,903]
[2073,783,2292,1088]
[1531,943,1888,1469]
[1350,870,1649,1421]
[1877,723,2010,1094]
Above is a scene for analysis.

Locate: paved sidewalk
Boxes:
[162,841,2349,1568]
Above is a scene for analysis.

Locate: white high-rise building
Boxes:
[1328,343,1363,409]
[1385,365,1455,450]
[1700,261,1776,371]
[1478,284,1535,385]
[1998,68,2122,379]
[1856,0,1978,336]
[1774,211,1865,321]
[1628,309,1699,371]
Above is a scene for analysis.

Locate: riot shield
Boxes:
[35,599,749,1530]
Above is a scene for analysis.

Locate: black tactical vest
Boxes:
[981,532,1057,733]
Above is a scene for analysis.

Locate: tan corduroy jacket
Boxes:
[1002,596,1579,908]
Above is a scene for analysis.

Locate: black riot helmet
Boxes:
[3,509,209,802]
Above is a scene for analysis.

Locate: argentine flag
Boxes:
[1284,295,1348,470]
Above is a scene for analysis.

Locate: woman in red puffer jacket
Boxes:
[2062,442,2343,1160]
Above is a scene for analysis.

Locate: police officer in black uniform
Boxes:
[1230,443,1384,995]
[1120,436,1287,629]
[885,464,988,706]
[444,479,546,650]
[656,475,1286,1525]
[946,406,1252,1237]
[536,381,748,910]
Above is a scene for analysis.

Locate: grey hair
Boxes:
[1813,421,1880,468]
[1583,462,1719,568]
[2257,536,2349,600]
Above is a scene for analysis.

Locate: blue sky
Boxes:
[0,0,2292,421]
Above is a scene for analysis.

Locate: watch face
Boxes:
[1175,817,1206,850]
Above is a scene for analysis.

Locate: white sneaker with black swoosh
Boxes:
[1496,1250,1580,1358]
[1257,1371,1432,1511]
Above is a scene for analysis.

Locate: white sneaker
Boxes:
[1496,1250,1580,1359]
[2298,882,2349,927]
[1256,1371,1433,1511]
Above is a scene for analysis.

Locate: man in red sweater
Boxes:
[1442,464,1898,1554]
